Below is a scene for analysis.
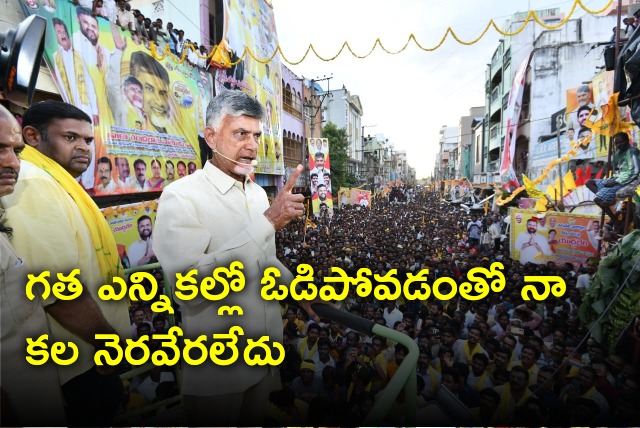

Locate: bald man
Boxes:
[1,101,128,426]
[0,105,66,425]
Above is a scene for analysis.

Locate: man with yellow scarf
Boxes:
[0,101,129,426]
[0,105,66,426]
[452,324,489,365]
[492,365,532,422]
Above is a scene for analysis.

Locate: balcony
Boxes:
[487,160,499,172]
[282,101,302,119]
[489,135,501,152]
[490,95,502,116]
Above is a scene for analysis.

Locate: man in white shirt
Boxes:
[114,156,135,188]
[310,151,331,182]
[128,158,151,191]
[312,338,336,378]
[153,90,305,425]
[0,104,67,426]
[383,300,403,329]
[51,18,99,127]
[467,215,482,246]
[115,0,134,32]
[52,17,101,190]
[514,218,552,264]
[576,266,592,295]
[94,156,118,194]
[2,101,129,426]
[488,218,501,250]
[128,215,156,267]
[452,325,489,365]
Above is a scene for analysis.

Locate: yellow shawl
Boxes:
[54,49,90,106]
[22,145,123,282]
[297,336,318,360]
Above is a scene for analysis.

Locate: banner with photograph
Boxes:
[215,0,284,175]
[308,138,333,217]
[565,82,597,160]
[101,200,159,269]
[591,71,614,158]
[500,53,531,191]
[20,1,212,196]
[338,188,371,208]
[510,208,599,267]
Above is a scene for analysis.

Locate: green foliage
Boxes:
[322,122,357,191]
[579,230,640,352]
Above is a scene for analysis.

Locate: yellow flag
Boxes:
[584,92,635,137]
[535,197,548,212]
[522,174,546,199]
[545,182,560,201]
[563,171,576,194]
[546,176,570,199]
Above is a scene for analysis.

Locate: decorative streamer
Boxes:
[149,0,613,66]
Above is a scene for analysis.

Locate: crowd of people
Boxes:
[262,189,639,425]
[2,90,639,426]
[72,0,210,68]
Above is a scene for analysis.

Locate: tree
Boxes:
[322,122,357,190]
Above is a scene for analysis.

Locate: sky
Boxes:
[271,0,612,179]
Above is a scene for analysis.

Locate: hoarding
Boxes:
[21,1,211,195]
[510,208,599,267]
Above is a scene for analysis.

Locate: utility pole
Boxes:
[556,125,564,212]
[304,75,333,138]
[598,0,623,256]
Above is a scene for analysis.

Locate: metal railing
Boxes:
[311,303,418,426]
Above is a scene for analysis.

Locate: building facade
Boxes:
[281,64,306,192]
[319,86,363,176]
[458,106,485,181]
[434,125,459,180]
[483,8,616,186]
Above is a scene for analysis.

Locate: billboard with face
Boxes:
[21,1,213,195]
[308,138,333,218]
[510,209,599,266]
[215,0,284,175]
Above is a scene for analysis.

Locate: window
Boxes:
[283,132,302,169]
[282,84,302,118]
[490,125,499,140]
[304,97,310,119]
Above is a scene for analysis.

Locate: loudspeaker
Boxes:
[604,45,616,71]
[0,15,47,107]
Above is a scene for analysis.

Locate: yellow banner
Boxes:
[510,208,599,266]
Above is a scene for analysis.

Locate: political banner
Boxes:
[565,82,596,160]
[338,188,371,208]
[500,53,531,191]
[510,208,599,267]
[20,1,212,196]
[101,200,159,269]
[308,138,333,217]
[215,0,284,175]
[591,71,614,158]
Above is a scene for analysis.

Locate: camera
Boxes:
[0,15,47,107]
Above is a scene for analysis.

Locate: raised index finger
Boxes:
[282,164,303,193]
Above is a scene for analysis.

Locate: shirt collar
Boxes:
[203,161,252,194]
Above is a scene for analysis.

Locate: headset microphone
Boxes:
[213,149,258,167]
